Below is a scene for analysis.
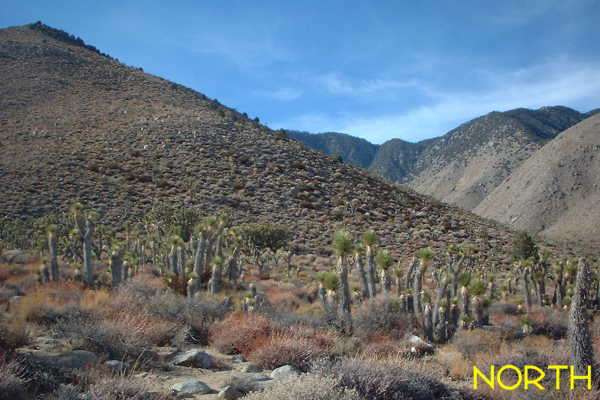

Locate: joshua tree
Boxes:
[82,216,95,286]
[47,224,59,281]
[362,230,377,298]
[568,258,595,378]
[376,249,393,294]
[353,244,369,299]
[208,255,223,294]
[414,247,433,318]
[110,244,124,288]
[187,272,201,298]
[333,230,354,336]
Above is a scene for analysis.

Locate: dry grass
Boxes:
[209,311,278,355]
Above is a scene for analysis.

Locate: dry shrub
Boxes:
[488,302,522,316]
[361,337,410,360]
[353,295,410,339]
[451,329,506,360]
[437,346,471,380]
[242,374,363,400]
[0,360,29,400]
[0,317,31,353]
[209,311,278,354]
[85,376,169,400]
[12,282,91,326]
[528,309,568,340]
[110,277,230,345]
[264,285,305,312]
[55,311,179,361]
[247,326,335,371]
[312,358,453,400]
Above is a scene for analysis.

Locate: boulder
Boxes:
[407,335,434,355]
[270,364,301,379]
[172,349,214,369]
[171,380,212,395]
[218,385,242,400]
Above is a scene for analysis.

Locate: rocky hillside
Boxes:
[406,106,585,210]
[369,138,431,183]
[475,113,600,248]
[0,23,521,263]
[290,107,585,213]
[285,130,379,168]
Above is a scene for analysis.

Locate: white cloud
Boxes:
[271,59,600,144]
[252,87,303,101]
[316,72,418,96]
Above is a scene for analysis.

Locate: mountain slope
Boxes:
[369,138,429,182]
[285,130,379,168]
[0,23,518,262]
[406,107,585,210]
[474,113,600,247]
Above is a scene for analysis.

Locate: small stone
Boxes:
[171,380,211,395]
[218,385,242,400]
[241,363,261,373]
[270,365,301,379]
[230,355,246,363]
[105,360,127,371]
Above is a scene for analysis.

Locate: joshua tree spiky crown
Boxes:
[333,230,353,258]
[375,249,393,271]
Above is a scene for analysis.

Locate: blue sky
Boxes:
[3,1,600,144]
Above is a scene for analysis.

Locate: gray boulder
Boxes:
[218,385,242,399]
[171,380,212,395]
[172,349,214,369]
[270,364,301,379]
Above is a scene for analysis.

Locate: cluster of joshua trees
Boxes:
[318,229,598,378]
[21,204,598,380]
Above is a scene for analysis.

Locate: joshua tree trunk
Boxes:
[381,269,391,294]
[355,253,369,300]
[83,219,94,286]
[460,286,470,319]
[568,258,595,378]
[366,245,376,298]
[337,255,353,336]
[48,231,59,281]
[413,261,427,318]
[209,261,222,294]
[522,269,532,311]
[123,261,130,281]
[194,233,206,276]
[111,250,123,288]
[169,245,177,275]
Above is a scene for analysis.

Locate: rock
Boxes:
[171,380,212,395]
[230,355,246,363]
[234,372,271,383]
[241,363,261,373]
[218,385,242,399]
[172,349,214,369]
[270,365,301,379]
[0,250,29,264]
[407,335,434,355]
[105,360,127,371]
